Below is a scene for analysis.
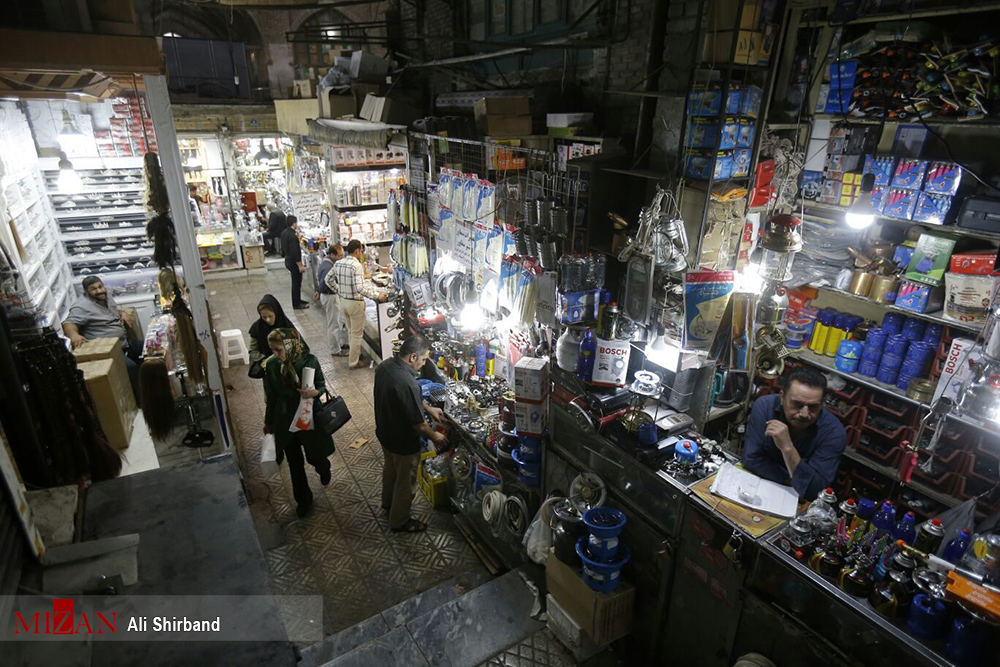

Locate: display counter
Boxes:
[196,230,240,271]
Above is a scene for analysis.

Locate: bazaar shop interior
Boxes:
[2,1,1000,666]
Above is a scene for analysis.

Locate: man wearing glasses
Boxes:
[742,367,846,500]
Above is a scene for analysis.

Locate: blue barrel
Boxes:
[862,345,884,363]
[886,334,910,357]
[882,312,906,335]
[905,341,936,364]
[865,327,888,350]
[880,352,904,370]
[859,359,879,377]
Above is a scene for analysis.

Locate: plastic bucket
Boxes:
[881,312,905,335]
[512,448,541,486]
[835,355,860,373]
[576,539,631,593]
[862,345,884,363]
[517,434,543,461]
[858,359,879,377]
[876,366,899,385]
[583,507,628,539]
[880,352,904,371]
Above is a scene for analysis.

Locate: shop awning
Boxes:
[0,28,162,101]
[307,118,404,149]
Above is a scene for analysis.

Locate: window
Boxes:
[485,1,568,37]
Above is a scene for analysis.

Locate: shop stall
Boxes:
[179,135,244,272]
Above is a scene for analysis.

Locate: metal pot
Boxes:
[550,499,587,565]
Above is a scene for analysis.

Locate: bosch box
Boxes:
[514,357,550,403]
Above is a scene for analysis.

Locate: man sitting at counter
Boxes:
[742,367,846,501]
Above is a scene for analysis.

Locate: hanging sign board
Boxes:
[290,191,324,224]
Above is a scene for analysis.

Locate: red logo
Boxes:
[14,599,116,635]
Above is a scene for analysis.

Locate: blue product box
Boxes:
[684,150,732,180]
[830,60,859,90]
[864,155,896,188]
[882,187,919,220]
[824,88,854,115]
[687,117,743,149]
[923,161,963,195]
[687,85,723,116]
[894,245,914,269]
[559,289,602,324]
[911,192,953,225]
[737,118,755,148]
[800,170,823,200]
[729,149,752,177]
[869,187,886,214]
[891,158,928,190]
[730,85,763,117]
[894,282,945,314]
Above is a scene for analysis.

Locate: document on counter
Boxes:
[709,462,799,518]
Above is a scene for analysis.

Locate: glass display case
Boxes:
[330,166,405,247]
[180,136,243,271]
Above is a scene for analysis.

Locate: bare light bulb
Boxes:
[846,173,876,229]
[57,153,83,193]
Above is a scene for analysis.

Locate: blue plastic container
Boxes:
[882,312,906,335]
[865,327,888,350]
[512,448,541,486]
[859,359,879,377]
[908,594,950,640]
[835,355,860,373]
[923,324,943,347]
[901,358,930,378]
[880,352,904,370]
[638,421,659,446]
[897,373,915,391]
[876,366,900,385]
[885,334,910,357]
[576,539,631,593]
[584,506,628,562]
[862,345,884,363]
[902,318,927,341]
[674,438,699,464]
[516,436,542,462]
[905,341,936,364]
[837,340,863,359]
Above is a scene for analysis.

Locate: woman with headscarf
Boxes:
[263,210,287,257]
[247,294,298,372]
[263,328,334,516]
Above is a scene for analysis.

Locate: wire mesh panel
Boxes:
[406,132,586,270]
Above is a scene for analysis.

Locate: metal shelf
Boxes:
[841,448,958,509]
[795,199,1000,243]
[803,2,1000,27]
[603,90,685,99]
[332,203,387,212]
[789,348,926,408]
[707,403,743,422]
[61,226,147,241]
[55,207,146,220]
[330,163,405,173]
[816,285,983,333]
[810,113,1000,128]
[47,184,144,195]
[69,248,152,265]
[602,168,673,181]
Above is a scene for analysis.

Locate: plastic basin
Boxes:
[576,538,630,593]
[583,506,627,539]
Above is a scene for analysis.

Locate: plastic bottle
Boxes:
[475,341,487,378]
[809,309,833,353]
[558,255,570,292]
[942,528,972,564]
[913,517,946,555]
[871,501,897,537]
[577,328,596,382]
[593,254,606,289]
[824,313,849,357]
[892,511,917,545]
[852,497,876,535]
[486,351,495,376]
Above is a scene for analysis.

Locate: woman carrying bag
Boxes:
[247,294,298,379]
[263,328,334,517]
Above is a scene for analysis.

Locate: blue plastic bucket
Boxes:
[865,327,888,350]
[576,539,631,593]
[881,312,905,335]
[858,359,879,377]
[901,318,926,341]
[512,448,541,485]
[835,355,860,373]
[876,366,899,385]
[880,352,904,370]
[583,507,628,539]
[517,435,543,461]
[862,345,884,363]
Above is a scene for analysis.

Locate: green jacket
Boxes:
[263,353,335,462]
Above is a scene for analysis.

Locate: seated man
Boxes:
[62,276,143,400]
[742,367,846,501]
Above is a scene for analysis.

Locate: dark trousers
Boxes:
[263,232,282,256]
[122,339,143,402]
[286,260,303,308]
[283,435,331,506]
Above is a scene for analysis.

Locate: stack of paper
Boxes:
[709,462,799,518]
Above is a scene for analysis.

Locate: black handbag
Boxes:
[315,390,351,436]
[248,359,265,379]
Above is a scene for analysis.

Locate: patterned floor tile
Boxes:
[477,629,576,667]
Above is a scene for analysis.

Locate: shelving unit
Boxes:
[816,285,982,333]
[796,198,1000,243]
[328,163,404,246]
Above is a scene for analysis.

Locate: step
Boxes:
[298,613,390,667]
[406,568,545,666]
[381,572,493,630]
[320,626,428,667]
[300,572,492,667]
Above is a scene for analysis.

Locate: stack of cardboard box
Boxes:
[474,97,532,137]
[72,338,136,450]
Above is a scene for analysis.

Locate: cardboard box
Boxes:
[349,50,390,83]
[475,97,531,116]
[707,0,762,30]
[894,280,945,314]
[78,358,135,450]
[275,98,320,137]
[546,112,593,128]
[545,548,635,646]
[73,337,131,415]
[474,97,532,137]
[318,87,357,119]
[944,273,998,323]
[546,594,603,662]
[703,30,761,65]
[951,251,999,275]
[514,399,548,436]
[934,337,981,403]
[905,233,957,286]
[514,357,550,403]
[360,94,421,125]
[292,79,316,99]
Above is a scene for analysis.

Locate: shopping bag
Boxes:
[261,433,276,462]
[289,397,315,432]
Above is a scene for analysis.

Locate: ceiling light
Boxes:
[57,109,90,156]
[57,151,83,194]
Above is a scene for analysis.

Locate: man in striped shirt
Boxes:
[332,239,386,368]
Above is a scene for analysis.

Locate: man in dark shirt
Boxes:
[742,367,846,500]
[281,215,308,310]
[374,335,447,532]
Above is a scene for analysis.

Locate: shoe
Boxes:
[391,518,427,533]
[334,350,349,357]
[293,304,310,310]
[296,497,313,517]
[349,362,367,369]
[319,468,331,486]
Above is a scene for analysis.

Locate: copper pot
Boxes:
[870,275,900,304]
[848,270,875,297]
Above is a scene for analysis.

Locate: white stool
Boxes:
[219,329,250,368]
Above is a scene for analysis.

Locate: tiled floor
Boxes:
[206,269,488,637]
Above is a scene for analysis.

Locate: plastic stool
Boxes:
[220,329,250,368]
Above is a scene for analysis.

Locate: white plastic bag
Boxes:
[260,433,276,462]
[522,507,553,565]
[289,367,316,432]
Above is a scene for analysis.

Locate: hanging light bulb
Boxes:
[57,151,83,193]
[57,109,90,156]
[646,324,681,372]
[459,303,485,331]
[846,173,877,229]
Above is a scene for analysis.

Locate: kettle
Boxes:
[714,370,750,408]
[550,498,587,565]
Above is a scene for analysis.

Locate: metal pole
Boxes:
[633,0,669,167]
[143,74,223,392]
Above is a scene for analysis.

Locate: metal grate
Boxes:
[405,133,588,256]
